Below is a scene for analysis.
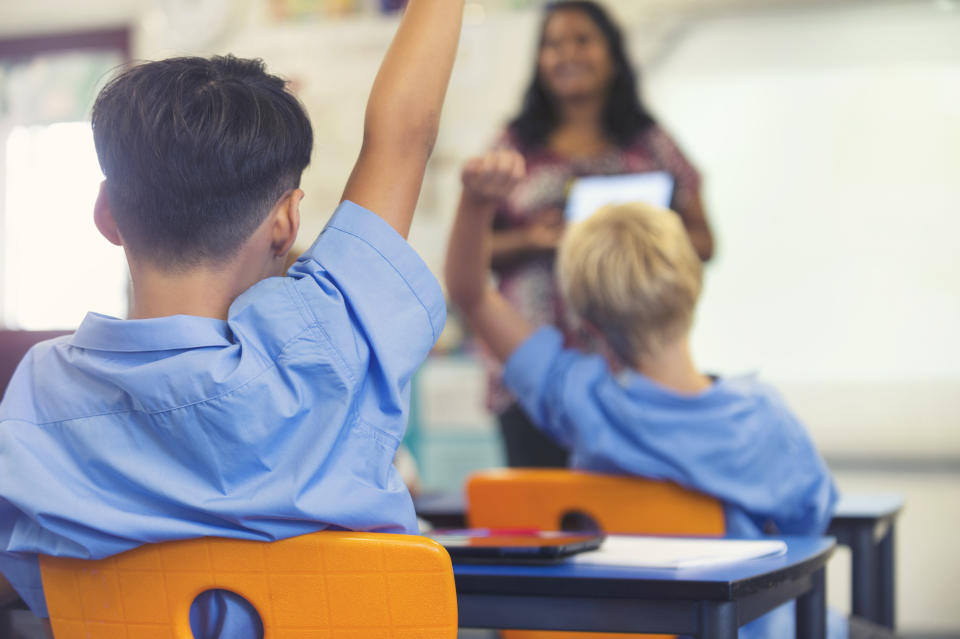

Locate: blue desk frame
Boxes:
[416,491,903,630]
[453,536,835,638]
[826,493,903,629]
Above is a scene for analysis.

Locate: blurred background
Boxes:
[0,0,957,636]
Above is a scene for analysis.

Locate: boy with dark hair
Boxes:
[0,1,464,636]
[91,54,314,269]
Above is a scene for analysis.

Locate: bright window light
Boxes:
[3,122,127,329]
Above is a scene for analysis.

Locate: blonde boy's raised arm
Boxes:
[341,0,464,238]
[446,151,534,363]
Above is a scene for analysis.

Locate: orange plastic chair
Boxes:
[466,469,726,639]
[40,531,458,639]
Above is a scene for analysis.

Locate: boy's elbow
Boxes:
[447,280,491,323]
[364,104,440,159]
[445,280,481,317]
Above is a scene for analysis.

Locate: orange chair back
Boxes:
[40,531,458,639]
[466,469,725,639]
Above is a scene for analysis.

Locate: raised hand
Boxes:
[461,149,526,206]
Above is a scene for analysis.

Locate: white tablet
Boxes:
[565,171,675,223]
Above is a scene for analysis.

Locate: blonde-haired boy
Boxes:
[445,150,839,639]
[558,201,703,368]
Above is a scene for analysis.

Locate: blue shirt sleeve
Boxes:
[286,200,446,436]
[0,550,46,617]
[502,326,589,450]
[503,327,837,537]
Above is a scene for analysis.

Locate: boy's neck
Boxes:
[634,338,713,395]
[127,255,281,321]
[129,273,226,321]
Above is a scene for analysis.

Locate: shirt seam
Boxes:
[284,275,357,385]
[354,415,402,450]
[324,224,440,343]
[16,325,324,426]
[286,274,402,448]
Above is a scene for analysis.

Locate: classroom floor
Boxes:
[1,607,47,639]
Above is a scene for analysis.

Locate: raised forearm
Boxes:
[490,228,534,266]
[445,194,535,362]
[447,150,535,361]
[342,0,464,237]
[364,0,464,154]
[445,193,497,312]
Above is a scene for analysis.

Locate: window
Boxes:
[0,31,128,329]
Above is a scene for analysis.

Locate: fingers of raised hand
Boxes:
[462,150,526,200]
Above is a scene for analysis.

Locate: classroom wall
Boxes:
[646,2,960,452]
[0,0,147,36]
[643,7,960,630]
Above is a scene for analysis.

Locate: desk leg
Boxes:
[699,601,737,639]
[797,567,827,639]
[851,525,878,622]
[878,524,896,629]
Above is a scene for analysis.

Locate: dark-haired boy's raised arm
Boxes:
[341,0,464,238]
[445,150,534,362]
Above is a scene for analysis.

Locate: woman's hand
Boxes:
[523,207,564,250]
[461,150,563,263]
[461,150,526,206]
[491,206,564,266]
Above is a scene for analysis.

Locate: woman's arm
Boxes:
[681,193,714,262]
[446,151,535,363]
[646,126,715,261]
[341,0,465,238]
[490,223,563,268]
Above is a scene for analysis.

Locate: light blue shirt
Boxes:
[0,201,445,637]
[503,327,843,639]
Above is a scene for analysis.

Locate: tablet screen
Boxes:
[565,171,675,223]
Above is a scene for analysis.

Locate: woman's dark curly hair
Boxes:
[508,0,655,150]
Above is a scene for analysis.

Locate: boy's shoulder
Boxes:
[611,371,799,431]
[715,372,783,400]
[708,373,807,434]
[0,333,73,421]
[712,373,793,409]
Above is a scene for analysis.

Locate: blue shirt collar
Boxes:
[70,312,232,352]
[616,367,728,403]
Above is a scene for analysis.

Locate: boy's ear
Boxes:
[93,181,123,246]
[271,188,303,258]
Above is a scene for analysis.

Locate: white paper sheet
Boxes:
[570,535,788,569]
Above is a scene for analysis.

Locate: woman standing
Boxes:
[483,0,714,467]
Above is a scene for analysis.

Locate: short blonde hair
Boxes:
[557,202,703,364]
